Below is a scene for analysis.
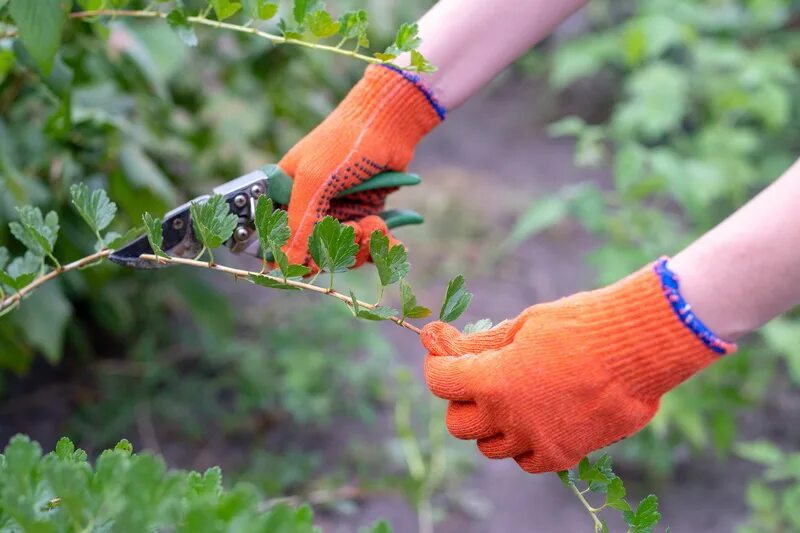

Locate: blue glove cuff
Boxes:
[379,64,447,121]
[655,257,736,355]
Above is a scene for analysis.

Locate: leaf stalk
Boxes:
[69,10,384,66]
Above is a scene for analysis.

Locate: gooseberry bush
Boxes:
[0,0,668,530]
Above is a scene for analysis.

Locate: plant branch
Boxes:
[0,249,112,311]
[69,10,383,65]
[138,254,423,335]
[570,484,604,532]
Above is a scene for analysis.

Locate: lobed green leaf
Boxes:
[8,0,68,74]
[392,22,421,52]
[248,273,301,291]
[211,0,242,20]
[70,182,117,236]
[306,8,341,39]
[339,10,369,48]
[189,194,239,254]
[308,216,358,274]
[399,280,431,320]
[439,275,473,323]
[0,251,42,291]
[242,0,278,20]
[9,206,59,257]
[103,227,144,251]
[369,231,409,287]
[623,494,662,532]
[142,212,167,258]
[255,197,290,253]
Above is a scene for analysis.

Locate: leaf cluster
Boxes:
[1,183,127,302]
[3,0,434,73]
[558,454,664,533]
[0,434,390,533]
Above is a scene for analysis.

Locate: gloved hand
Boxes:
[278,65,444,267]
[421,260,735,473]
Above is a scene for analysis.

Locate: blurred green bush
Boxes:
[511,0,800,476]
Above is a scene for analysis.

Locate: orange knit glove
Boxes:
[278,65,443,267]
[422,261,735,474]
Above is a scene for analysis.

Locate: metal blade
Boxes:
[109,169,270,268]
[109,198,204,269]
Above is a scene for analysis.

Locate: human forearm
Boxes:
[669,158,800,340]
[397,0,589,110]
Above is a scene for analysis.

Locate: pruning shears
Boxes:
[108,164,423,268]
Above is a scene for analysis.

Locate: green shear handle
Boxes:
[261,164,424,230]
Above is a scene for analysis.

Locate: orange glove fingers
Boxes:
[344,215,403,269]
[423,353,483,401]
[478,434,529,460]
[445,401,496,440]
[420,320,520,357]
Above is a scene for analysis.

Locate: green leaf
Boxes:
[248,273,301,291]
[278,18,304,40]
[9,0,68,74]
[399,280,431,320]
[142,212,167,258]
[410,50,436,73]
[253,197,310,278]
[339,10,369,48]
[463,318,492,334]
[70,182,117,236]
[254,197,290,255]
[242,0,277,19]
[9,205,59,257]
[623,495,661,532]
[506,195,569,245]
[374,52,397,62]
[16,282,71,363]
[103,227,143,251]
[350,290,397,321]
[211,0,242,20]
[369,231,409,286]
[392,22,422,52]
[189,194,239,259]
[439,275,473,323]
[736,440,785,466]
[114,439,133,456]
[306,8,341,39]
[556,470,574,487]
[52,436,87,462]
[0,49,15,85]
[604,476,631,512]
[166,8,198,47]
[308,216,358,274]
[0,252,42,291]
[292,0,318,24]
[0,247,8,272]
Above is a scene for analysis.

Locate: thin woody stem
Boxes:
[138,254,423,335]
[0,249,112,311]
[570,484,604,531]
[68,10,383,65]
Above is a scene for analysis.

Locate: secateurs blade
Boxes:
[108,164,424,269]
